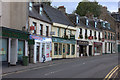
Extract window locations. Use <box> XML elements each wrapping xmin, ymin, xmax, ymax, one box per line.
<box><xmin>70</xmin><ymin>30</ymin><xmax>72</xmax><ymax>35</ymax></box>
<box><xmin>63</xmin><ymin>45</ymin><xmax>65</xmax><ymax>53</ymax></box>
<box><xmin>64</xmin><ymin>29</ymin><xmax>66</xmax><ymax>35</ymax></box>
<box><xmin>95</xmin><ymin>22</ymin><xmax>97</xmax><ymax>28</ymax></box>
<box><xmin>46</xmin><ymin>26</ymin><xmax>49</xmax><ymax>36</ymax></box>
<box><xmin>85</xmin><ymin>29</ymin><xmax>87</xmax><ymax>35</ymax></box>
<box><xmin>90</xmin><ymin>30</ymin><xmax>92</xmax><ymax>36</ymax></box>
<box><xmin>94</xmin><ymin>31</ymin><xmax>96</xmax><ymax>37</ymax></box>
<box><xmin>108</xmin><ymin>43</ymin><xmax>110</xmax><ymax>51</ymax></box>
<box><xmin>67</xmin><ymin>44</ymin><xmax>70</xmax><ymax>55</ymax></box>
<box><xmin>98</xmin><ymin>32</ymin><xmax>100</xmax><ymax>40</ymax></box>
<box><xmin>59</xmin><ymin>43</ymin><xmax>62</xmax><ymax>55</ymax></box>
<box><xmin>54</xmin><ymin>43</ymin><xmax>58</xmax><ymax>55</ymax></box>
<box><xmin>58</xmin><ymin>28</ymin><xmax>60</xmax><ymax>37</ymax></box>
<box><xmin>40</xmin><ymin>24</ymin><xmax>43</xmax><ymax>35</ymax></box>
<box><xmin>72</xmin><ymin>45</ymin><xmax>75</xmax><ymax>55</ymax></box>
<box><xmin>103</xmin><ymin>22</ymin><xmax>105</xmax><ymax>27</ymax></box>
<box><xmin>33</xmin><ymin>22</ymin><xmax>37</xmax><ymax>34</ymax></box>
<box><xmin>105</xmin><ymin>32</ymin><xmax>107</xmax><ymax>39</ymax></box>
<box><xmin>108</xmin><ymin>32</ymin><xmax>110</xmax><ymax>40</ymax></box>
<box><xmin>39</xmin><ymin>7</ymin><xmax>43</xmax><ymax>15</ymax></box>
<box><xmin>118</xmin><ymin>32</ymin><xmax>120</xmax><ymax>40</ymax></box>
<box><xmin>29</xmin><ymin>2</ymin><xmax>32</xmax><ymax>11</ymax></box>
<box><xmin>80</xmin><ymin>28</ymin><xmax>82</xmax><ymax>34</ymax></box>
<box><xmin>76</xmin><ymin>16</ymin><xmax>79</xmax><ymax>24</ymax></box>
<box><xmin>111</xmin><ymin>33</ymin><xmax>112</xmax><ymax>40</ymax></box>
<box><xmin>86</xmin><ymin>19</ymin><xmax>89</xmax><ymax>26</ymax></box>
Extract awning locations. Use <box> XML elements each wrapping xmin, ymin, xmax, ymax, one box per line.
<box><xmin>0</xmin><ymin>26</ymin><xmax>29</xmax><ymax>40</ymax></box>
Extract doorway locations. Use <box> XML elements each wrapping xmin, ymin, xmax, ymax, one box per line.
<box><xmin>63</xmin><ymin>44</ymin><xmax>66</xmax><ymax>58</ymax></box>
<box><xmin>89</xmin><ymin>45</ymin><xmax>92</xmax><ymax>56</ymax></box>
<box><xmin>111</xmin><ymin>43</ymin><xmax>112</xmax><ymax>54</ymax></box>
<box><xmin>36</xmin><ymin>46</ymin><xmax>40</xmax><ymax>61</ymax></box>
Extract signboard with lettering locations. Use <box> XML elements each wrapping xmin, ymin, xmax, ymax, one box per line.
<box><xmin>77</xmin><ymin>40</ymin><xmax>89</xmax><ymax>45</ymax></box>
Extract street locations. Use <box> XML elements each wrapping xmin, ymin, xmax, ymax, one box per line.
<box><xmin>2</xmin><ymin>53</ymin><xmax>119</xmax><ymax>79</ymax></box>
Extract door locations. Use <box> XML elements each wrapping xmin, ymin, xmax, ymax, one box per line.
<box><xmin>63</xmin><ymin>44</ymin><xmax>66</xmax><ymax>58</ymax></box>
<box><xmin>36</xmin><ymin>46</ymin><xmax>40</xmax><ymax>61</ymax></box>
<box><xmin>89</xmin><ymin>45</ymin><xmax>92</xmax><ymax>56</ymax></box>
<box><xmin>111</xmin><ymin>43</ymin><xmax>112</xmax><ymax>54</ymax></box>
<box><xmin>118</xmin><ymin>45</ymin><xmax>120</xmax><ymax>53</ymax></box>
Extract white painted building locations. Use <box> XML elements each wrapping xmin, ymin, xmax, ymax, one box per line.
<box><xmin>28</xmin><ymin>2</ymin><xmax>52</xmax><ymax>63</ymax></box>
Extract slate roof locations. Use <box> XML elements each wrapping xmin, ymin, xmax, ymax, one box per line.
<box><xmin>42</xmin><ymin>4</ymin><xmax>74</xmax><ymax>27</ymax></box>
<box><xmin>29</xmin><ymin>4</ymin><xmax>51</xmax><ymax>24</ymax></box>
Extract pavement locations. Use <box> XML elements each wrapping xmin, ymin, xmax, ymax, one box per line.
<box><xmin>1</xmin><ymin>53</ymin><xmax>119</xmax><ymax>79</ymax></box>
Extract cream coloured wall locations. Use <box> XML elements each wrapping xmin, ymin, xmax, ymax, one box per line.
<box><xmin>29</xmin><ymin>17</ymin><xmax>52</xmax><ymax>37</ymax></box>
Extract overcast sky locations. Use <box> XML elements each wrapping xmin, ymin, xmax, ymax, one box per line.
<box><xmin>51</xmin><ymin>2</ymin><xmax>119</xmax><ymax>14</ymax></box>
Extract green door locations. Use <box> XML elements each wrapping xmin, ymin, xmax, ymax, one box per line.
<box><xmin>118</xmin><ymin>45</ymin><xmax>120</xmax><ymax>53</ymax></box>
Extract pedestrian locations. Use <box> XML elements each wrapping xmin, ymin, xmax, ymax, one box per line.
<box><xmin>42</xmin><ymin>54</ymin><xmax>46</xmax><ymax>63</ymax></box>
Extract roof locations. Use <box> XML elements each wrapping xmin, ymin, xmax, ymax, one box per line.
<box><xmin>111</xmin><ymin>12</ymin><xmax>120</xmax><ymax>22</ymax></box>
<box><xmin>42</xmin><ymin>4</ymin><xmax>74</xmax><ymax>27</ymax></box>
<box><xmin>29</xmin><ymin>4</ymin><xmax>51</xmax><ymax>24</ymax></box>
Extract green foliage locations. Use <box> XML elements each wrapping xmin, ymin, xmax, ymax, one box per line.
<box><xmin>75</xmin><ymin>0</ymin><xmax>102</xmax><ymax>17</ymax></box>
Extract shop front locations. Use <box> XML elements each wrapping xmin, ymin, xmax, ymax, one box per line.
<box><xmin>52</xmin><ymin>37</ymin><xmax>76</xmax><ymax>59</ymax></box>
<box><xmin>77</xmin><ymin>40</ymin><xmax>89</xmax><ymax>57</ymax></box>
<box><xmin>29</xmin><ymin>35</ymin><xmax>52</xmax><ymax>63</ymax></box>
<box><xmin>0</xmin><ymin>27</ymin><xmax>29</xmax><ymax>65</ymax></box>
<box><xmin>94</xmin><ymin>42</ymin><xmax>102</xmax><ymax>56</ymax></box>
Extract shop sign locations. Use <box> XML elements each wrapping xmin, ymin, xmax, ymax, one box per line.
<box><xmin>30</xmin><ymin>26</ymin><xmax>35</xmax><ymax>30</ymax></box>
<box><xmin>46</xmin><ymin>53</ymin><xmax>49</xmax><ymax>58</ymax></box>
<box><xmin>94</xmin><ymin>42</ymin><xmax>102</xmax><ymax>46</ymax></box>
<box><xmin>77</xmin><ymin>40</ymin><xmax>89</xmax><ymax>45</ymax></box>
<box><xmin>52</xmin><ymin>37</ymin><xmax>76</xmax><ymax>44</ymax></box>
<box><xmin>29</xmin><ymin>35</ymin><xmax>52</xmax><ymax>42</ymax></box>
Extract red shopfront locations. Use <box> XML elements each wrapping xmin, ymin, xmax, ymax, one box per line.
<box><xmin>94</xmin><ymin>42</ymin><xmax>102</xmax><ymax>56</ymax></box>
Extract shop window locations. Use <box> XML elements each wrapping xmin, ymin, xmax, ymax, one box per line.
<box><xmin>63</xmin><ymin>44</ymin><xmax>65</xmax><ymax>53</ymax></box>
<box><xmin>18</xmin><ymin>40</ymin><xmax>24</xmax><ymax>61</ymax></box>
<box><xmin>54</xmin><ymin>43</ymin><xmax>58</xmax><ymax>55</ymax></box>
<box><xmin>33</xmin><ymin>22</ymin><xmax>37</xmax><ymax>34</ymax></box>
<box><xmin>67</xmin><ymin>44</ymin><xmax>70</xmax><ymax>55</ymax></box>
<box><xmin>46</xmin><ymin>26</ymin><xmax>49</xmax><ymax>36</ymax></box>
<box><xmin>42</xmin><ymin>43</ymin><xmax>45</xmax><ymax>56</ymax></box>
<box><xmin>72</xmin><ymin>45</ymin><xmax>75</xmax><ymax>55</ymax></box>
<box><xmin>0</xmin><ymin>38</ymin><xmax>7</xmax><ymax>61</ymax></box>
<box><xmin>40</xmin><ymin>24</ymin><xmax>43</xmax><ymax>35</ymax></box>
<box><xmin>94</xmin><ymin>45</ymin><xmax>102</xmax><ymax>53</ymax></box>
<box><xmin>59</xmin><ymin>43</ymin><xmax>62</xmax><ymax>55</ymax></box>
<box><xmin>95</xmin><ymin>22</ymin><xmax>97</xmax><ymax>28</ymax></box>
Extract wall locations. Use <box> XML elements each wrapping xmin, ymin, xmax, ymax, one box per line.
<box><xmin>1</xmin><ymin>2</ymin><xmax>28</xmax><ymax>30</ymax></box>
<box><xmin>29</xmin><ymin>17</ymin><xmax>51</xmax><ymax>37</ymax></box>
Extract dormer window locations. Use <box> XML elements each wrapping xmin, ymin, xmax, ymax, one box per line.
<box><xmin>40</xmin><ymin>7</ymin><xmax>43</xmax><ymax>15</ymax></box>
<box><xmin>95</xmin><ymin>21</ymin><xmax>97</xmax><ymax>28</ymax></box>
<box><xmin>86</xmin><ymin>19</ymin><xmax>89</xmax><ymax>26</ymax></box>
<box><xmin>103</xmin><ymin>22</ymin><xmax>105</xmax><ymax>27</ymax></box>
<box><xmin>29</xmin><ymin>2</ymin><xmax>32</xmax><ymax>11</ymax></box>
<box><xmin>76</xmin><ymin>16</ymin><xmax>79</xmax><ymax>24</ymax></box>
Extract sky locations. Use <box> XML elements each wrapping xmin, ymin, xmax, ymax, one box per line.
<box><xmin>51</xmin><ymin>1</ymin><xmax>119</xmax><ymax>14</ymax></box>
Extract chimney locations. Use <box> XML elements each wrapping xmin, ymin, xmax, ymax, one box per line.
<box><xmin>58</xmin><ymin>6</ymin><xmax>66</xmax><ymax>13</ymax></box>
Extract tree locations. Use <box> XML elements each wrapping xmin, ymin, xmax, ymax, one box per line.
<box><xmin>75</xmin><ymin>0</ymin><xmax>102</xmax><ymax>17</ymax></box>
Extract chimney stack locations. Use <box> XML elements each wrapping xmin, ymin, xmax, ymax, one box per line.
<box><xmin>58</xmin><ymin>6</ymin><xmax>66</xmax><ymax>13</ymax></box>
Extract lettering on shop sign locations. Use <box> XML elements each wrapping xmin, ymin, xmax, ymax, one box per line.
<box><xmin>94</xmin><ymin>42</ymin><xmax>102</xmax><ymax>46</ymax></box>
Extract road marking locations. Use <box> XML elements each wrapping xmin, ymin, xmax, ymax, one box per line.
<box><xmin>104</xmin><ymin>65</ymin><xmax>120</xmax><ymax>80</ymax></box>
<box><xmin>107</xmin><ymin>67</ymin><xmax>118</xmax><ymax>80</ymax></box>
<box><xmin>104</xmin><ymin>65</ymin><xmax>118</xmax><ymax>80</ymax></box>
